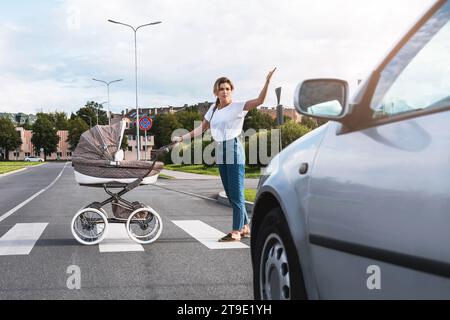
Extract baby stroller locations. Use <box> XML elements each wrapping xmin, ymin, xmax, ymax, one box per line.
<box><xmin>71</xmin><ymin>120</ymin><xmax>172</xmax><ymax>246</ymax></box>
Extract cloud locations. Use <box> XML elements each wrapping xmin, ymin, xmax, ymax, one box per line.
<box><xmin>0</xmin><ymin>0</ymin><xmax>436</xmax><ymax>114</ymax></box>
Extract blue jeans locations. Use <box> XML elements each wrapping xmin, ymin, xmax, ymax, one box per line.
<box><xmin>216</xmin><ymin>138</ymin><xmax>249</xmax><ymax>231</ymax></box>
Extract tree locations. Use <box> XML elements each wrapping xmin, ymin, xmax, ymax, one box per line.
<box><xmin>243</xmin><ymin>109</ymin><xmax>276</xmax><ymax>131</ymax></box>
<box><xmin>67</xmin><ymin>117</ymin><xmax>89</xmax><ymax>151</ymax></box>
<box><xmin>36</xmin><ymin>112</ymin><xmax>54</xmax><ymax>124</ymax></box>
<box><xmin>76</xmin><ymin>101</ymin><xmax>108</xmax><ymax>127</ymax></box>
<box><xmin>148</xmin><ymin>113</ymin><xmax>183</xmax><ymax>148</ymax></box>
<box><xmin>157</xmin><ymin>113</ymin><xmax>182</xmax><ymax>148</ymax></box>
<box><xmin>0</xmin><ymin>117</ymin><xmax>22</xmax><ymax>161</ymax></box>
<box><xmin>53</xmin><ymin>111</ymin><xmax>69</xmax><ymax>130</ymax></box>
<box><xmin>176</xmin><ymin>109</ymin><xmax>203</xmax><ymax>132</ymax></box>
<box><xmin>31</xmin><ymin>117</ymin><xmax>60</xmax><ymax>161</ymax></box>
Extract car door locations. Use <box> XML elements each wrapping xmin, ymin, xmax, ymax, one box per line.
<box><xmin>306</xmin><ymin>1</ymin><xmax>450</xmax><ymax>299</ymax></box>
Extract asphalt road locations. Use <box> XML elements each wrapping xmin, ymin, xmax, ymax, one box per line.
<box><xmin>0</xmin><ymin>163</ymin><xmax>254</xmax><ymax>300</ymax></box>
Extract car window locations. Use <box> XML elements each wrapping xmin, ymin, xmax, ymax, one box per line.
<box><xmin>371</xmin><ymin>2</ymin><xmax>450</xmax><ymax>118</ymax></box>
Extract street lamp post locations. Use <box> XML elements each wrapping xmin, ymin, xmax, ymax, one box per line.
<box><xmin>108</xmin><ymin>19</ymin><xmax>161</xmax><ymax>160</ymax></box>
<box><xmin>92</xmin><ymin>78</ymin><xmax>123</xmax><ymax>126</ymax></box>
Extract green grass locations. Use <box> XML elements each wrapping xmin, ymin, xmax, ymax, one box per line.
<box><xmin>244</xmin><ymin>189</ymin><xmax>257</xmax><ymax>203</ymax></box>
<box><xmin>164</xmin><ymin>164</ymin><xmax>262</xmax><ymax>179</ymax></box>
<box><xmin>159</xmin><ymin>173</ymin><xmax>176</xmax><ymax>180</ymax></box>
<box><xmin>0</xmin><ymin>161</ymin><xmax>44</xmax><ymax>174</ymax></box>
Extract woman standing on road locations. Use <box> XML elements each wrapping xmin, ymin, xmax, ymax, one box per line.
<box><xmin>172</xmin><ymin>68</ymin><xmax>277</xmax><ymax>242</ymax></box>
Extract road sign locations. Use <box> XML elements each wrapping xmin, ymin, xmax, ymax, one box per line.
<box><xmin>275</xmin><ymin>87</ymin><xmax>284</xmax><ymax>126</ymax></box>
<box><xmin>139</xmin><ymin>116</ymin><xmax>153</xmax><ymax>131</ymax></box>
<box><xmin>275</xmin><ymin>87</ymin><xmax>282</xmax><ymax>106</ymax></box>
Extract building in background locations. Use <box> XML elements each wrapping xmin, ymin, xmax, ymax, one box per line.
<box><xmin>0</xmin><ymin>113</ymin><xmax>37</xmax><ymax>126</ymax></box>
<box><xmin>257</xmin><ymin>106</ymin><xmax>303</xmax><ymax>123</ymax></box>
<box><xmin>9</xmin><ymin>128</ymin><xmax>72</xmax><ymax>161</ymax></box>
<box><xmin>111</xmin><ymin>111</ymin><xmax>156</xmax><ymax>161</ymax></box>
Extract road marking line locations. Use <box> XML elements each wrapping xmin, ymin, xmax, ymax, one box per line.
<box><xmin>172</xmin><ymin>220</ymin><xmax>249</xmax><ymax>250</ymax></box>
<box><xmin>0</xmin><ymin>163</ymin><xmax>69</xmax><ymax>224</ymax></box>
<box><xmin>99</xmin><ymin>224</ymin><xmax>145</xmax><ymax>253</ymax></box>
<box><xmin>150</xmin><ymin>184</ymin><xmax>217</xmax><ymax>202</ymax></box>
<box><xmin>0</xmin><ymin>223</ymin><xmax>48</xmax><ymax>256</ymax></box>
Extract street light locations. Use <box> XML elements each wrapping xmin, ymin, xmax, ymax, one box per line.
<box><xmin>108</xmin><ymin>19</ymin><xmax>162</xmax><ymax>160</ymax></box>
<box><xmin>92</xmin><ymin>78</ymin><xmax>123</xmax><ymax>126</ymax></box>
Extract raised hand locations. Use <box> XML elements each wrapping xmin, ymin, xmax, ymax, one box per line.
<box><xmin>266</xmin><ymin>68</ymin><xmax>277</xmax><ymax>83</ymax></box>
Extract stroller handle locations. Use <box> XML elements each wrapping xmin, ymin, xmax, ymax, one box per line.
<box><xmin>124</xmin><ymin>142</ymin><xmax>179</xmax><ymax>192</ymax></box>
<box><xmin>154</xmin><ymin>141</ymin><xmax>180</xmax><ymax>155</ymax></box>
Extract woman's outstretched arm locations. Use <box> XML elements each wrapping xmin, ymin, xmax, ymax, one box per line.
<box><xmin>172</xmin><ymin>119</ymin><xmax>210</xmax><ymax>142</ymax></box>
<box><xmin>244</xmin><ymin>68</ymin><xmax>277</xmax><ymax>111</ymax></box>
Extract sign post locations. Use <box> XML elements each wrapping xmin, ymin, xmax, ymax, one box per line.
<box><xmin>275</xmin><ymin>87</ymin><xmax>283</xmax><ymax>126</ymax></box>
<box><xmin>139</xmin><ymin>116</ymin><xmax>153</xmax><ymax>161</ymax></box>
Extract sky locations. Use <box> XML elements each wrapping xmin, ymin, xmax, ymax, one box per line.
<box><xmin>0</xmin><ymin>0</ymin><xmax>436</xmax><ymax>115</ymax></box>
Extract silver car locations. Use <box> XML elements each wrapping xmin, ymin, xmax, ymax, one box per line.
<box><xmin>251</xmin><ymin>0</ymin><xmax>450</xmax><ymax>300</ymax></box>
<box><xmin>24</xmin><ymin>156</ymin><xmax>44</xmax><ymax>162</ymax></box>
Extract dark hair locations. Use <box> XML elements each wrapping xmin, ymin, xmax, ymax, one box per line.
<box><xmin>213</xmin><ymin>77</ymin><xmax>234</xmax><ymax>107</ymax></box>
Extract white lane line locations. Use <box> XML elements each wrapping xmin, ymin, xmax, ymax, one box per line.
<box><xmin>99</xmin><ymin>224</ymin><xmax>145</xmax><ymax>253</ymax></box>
<box><xmin>172</xmin><ymin>220</ymin><xmax>249</xmax><ymax>250</ymax></box>
<box><xmin>150</xmin><ymin>184</ymin><xmax>217</xmax><ymax>202</ymax></box>
<box><xmin>0</xmin><ymin>223</ymin><xmax>48</xmax><ymax>256</ymax></box>
<box><xmin>0</xmin><ymin>163</ymin><xmax>69</xmax><ymax>224</ymax></box>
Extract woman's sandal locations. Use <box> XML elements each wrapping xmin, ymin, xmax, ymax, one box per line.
<box><xmin>241</xmin><ymin>231</ymin><xmax>251</xmax><ymax>238</ymax></box>
<box><xmin>219</xmin><ymin>233</ymin><xmax>241</xmax><ymax>242</ymax></box>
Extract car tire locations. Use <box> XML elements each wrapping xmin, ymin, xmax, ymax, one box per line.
<box><xmin>253</xmin><ymin>207</ymin><xmax>307</xmax><ymax>300</ymax></box>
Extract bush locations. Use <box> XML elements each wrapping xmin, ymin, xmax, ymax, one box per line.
<box><xmin>279</xmin><ymin>121</ymin><xmax>311</xmax><ymax>148</ymax></box>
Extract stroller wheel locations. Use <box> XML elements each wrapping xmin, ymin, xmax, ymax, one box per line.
<box><xmin>126</xmin><ymin>206</ymin><xmax>163</xmax><ymax>244</ymax></box>
<box><xmin>71</xmin><ymin>208</ymin><xmax>108</xmax><ymax>245</ymax></box>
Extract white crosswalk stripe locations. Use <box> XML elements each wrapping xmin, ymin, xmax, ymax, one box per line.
<box><xmin>172</xmin><ymin>220</ymin><xmax>249</xmax><ymax>250</ymax></box>
<box><xmin>0</xmin><ymin>220</ymin><xmax>248</xmax><ymax>255</ymax></box>
<box><xmin>99</xmin><ymin>224</ymin><xmax>145</xmax><ymax>253</ymax></box>
<box><xmin>0</xmin><ymin>223</ymin><xmax>48</xmax><ymax>256</ymax></box>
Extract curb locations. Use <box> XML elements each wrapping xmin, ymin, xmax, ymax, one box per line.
<box><xmin>0</xmin><ymin>167</ymin><xmax>28</xmax><ymax>178</ymax></box>
<box><xmin>217</xmin><ymin>191</ymin><xmax>254</xmax><ymax>212</ymax></box>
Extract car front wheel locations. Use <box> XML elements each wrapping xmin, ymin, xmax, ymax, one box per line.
<box><xmin>253</xmin><ymin>207</ymin><xmax>307</xmax><ymax>300</ymax></box>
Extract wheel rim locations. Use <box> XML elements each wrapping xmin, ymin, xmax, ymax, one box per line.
<box><xmin>126</xmin><ymin>207</ymin><xmax>163</xmax><ymax>244</ymax></box>
<box><xmin>260</xmin><ymin>233</ymin><xmax>291</xmax><ymax>300</ymax></box>
<box><xmin>71</xmin><ymin>208</ymin><xmax>108</xmax><ymax>245</ymax></box>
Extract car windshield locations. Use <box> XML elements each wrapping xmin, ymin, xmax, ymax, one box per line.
<box><xmin>371</xmin><ymin>1</ymin><xmax>450</xmax><ymax>117</ymax></box>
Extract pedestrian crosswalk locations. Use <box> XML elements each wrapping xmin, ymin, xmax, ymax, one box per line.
<box><xmin>0</xmin><ymin>223</ymin><xmax>48</xmax><ymax>256</ymax></box>
<box><xmin>99</xmin><ymin>224</ymin><xmax>145</xmax><ymax>253</ymax></box>
<box><xmin>172</xmin><ymin>220</ymin><xmax>249</xmax><ymax>250</ymax></box>
<box><xmin>0</xmin><ymin>220</ymin><xmax>249</xmax><ymax>256</ymax></box>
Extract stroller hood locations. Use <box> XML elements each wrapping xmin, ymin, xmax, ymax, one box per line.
<box><xmin>73</xmin><ymin>120</ymin><xmax>126</xmax><ymax>162</ymax></box>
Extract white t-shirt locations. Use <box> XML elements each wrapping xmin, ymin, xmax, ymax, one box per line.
<box><xmin>204</xmin><ymin>101</ymin><xmax>248</xmax><ymax>142</ymax></box>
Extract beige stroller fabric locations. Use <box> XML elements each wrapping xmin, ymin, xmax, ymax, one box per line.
<box><xmin>72</xmin><ymin>121</ymin><xmax>163</xmax><ymax>180</ymax></box>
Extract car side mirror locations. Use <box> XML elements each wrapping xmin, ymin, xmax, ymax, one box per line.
<box><xmin>294</xmin><ymin>79</ymin><xmax>349</xmax><ymax>120</ymax></box>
